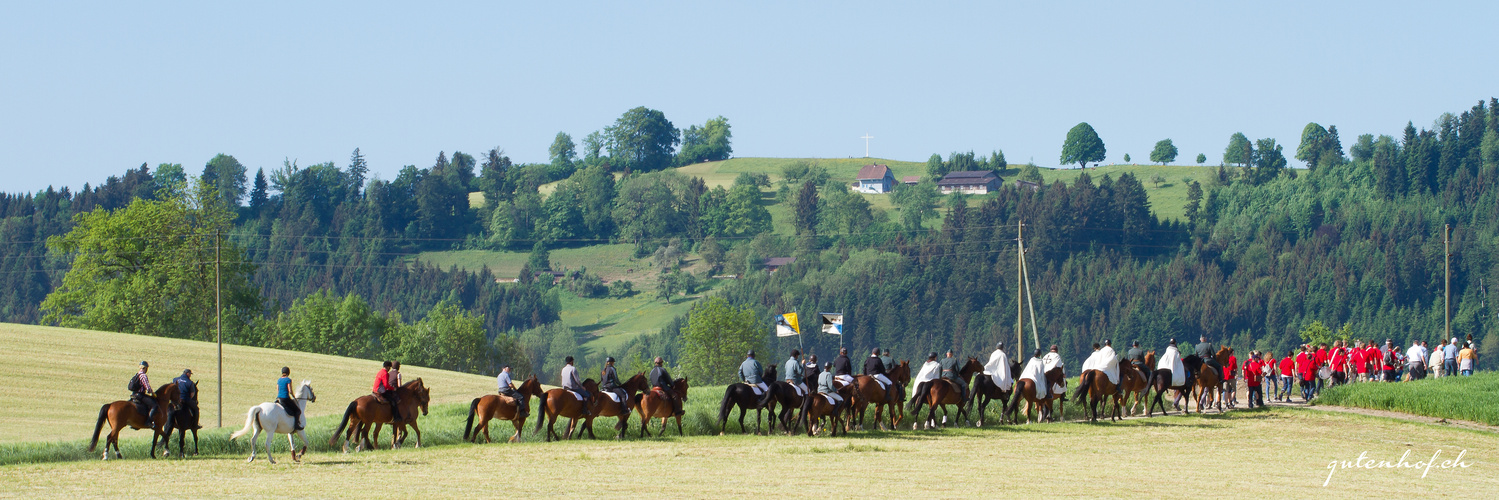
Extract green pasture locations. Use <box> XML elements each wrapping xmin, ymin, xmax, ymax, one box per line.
<box><xmin>1316</xmin><ymin>372</ymin><xmax>1499</xmax><ymax>425</ymax></box>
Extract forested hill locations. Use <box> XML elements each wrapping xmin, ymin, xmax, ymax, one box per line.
<box><xmin>1</xmin><ymin>102</ymin><xmax>1496</xmax><ymax>379</ymax></box>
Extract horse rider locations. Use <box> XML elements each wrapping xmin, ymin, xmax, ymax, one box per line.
<box><xmin>863</xmin><ymin>347</ymin><xmax>892</xmax><ymax>391</ymax></box>
<box><xmin>561</xmin><ymin>356</ymin><xmax>591</xmax><ymax>417</ymax></box>
<box><xmin>373</xmin><ymin>360</ymin><xmax>402</xmax><ymax>423</ymax></box>
<box><xmin>1196</xmin><ymin>335</ymin><xmax>1222</xmax><ymax>378</ymax></box>
<box><xmin>940</xmin><ymin>348</ymin><xmax>968</xmax><ymax>403</ymax></box>
<box><xmin>832</xmin><ymin>347</ymin><xmax>854</xmax><ymax>386</ymax></box>
<box><xmin>784</xmin><ymin>350</ymin><xmax>807</xmax><ymax>397</ymax></box>
<box><xmin>908</xmin><ymin>352</ymin><xmax>941</xmax><ymax>411</ymax></box>
<box><xmin>880</xmin><ymin>348</ymin><xmax>895</xmax><ymax>373</ymax></box>
<box><xmin>278</xmin><ymin>367</ymin><xmax>303</xmax><ymax>432</ymax></box>
<box><xmin>601</xmin><ymin>356</ymin><xmax>629</xmax><ymax>412</ymax></box>
<box><xmin>1126</xmin><ymin>340</ymin><xmax>1146</xmax><ymax>373</ymax></box>
<box><xmin>804</xmin><ymin>354</ymin><xmax>822</xmax><ymax>387</ymax></box>
<box><xmin>173</xmin><ymin>368</ymin><xmax>201</xmax><ymax>428</ymax></box>
<box><xmin>128</xmin><ymin>361</ymin><xmax>158</xmax><ymax>423</ymax></box>
<box><xmin>740</xmin><ymin>350</ymin><xmax>767</xmax><ymax>395</ymax></box>
<box><xmin>983</xmin><ymin>341</ymin><xmax>1013</xmax><ymax>392</ymax></box>
<box><xmin>816</xmin><ymin>361</ymin><xmax>843</xmax><ymax>405</ymax></box>
<box><xmin>1043</xmin><ymin>344</ymin><xmax>1067</xmax><ymax>398</ymax></box>
<box><xmin>649</xmin><ymin>357</ymin><xmax>683</xmax><ymax>416</ymax></box>
<box><xmin>496</xmin><ymin>365</ymin><xmax>527</xmax><ymax>418</ymax></box>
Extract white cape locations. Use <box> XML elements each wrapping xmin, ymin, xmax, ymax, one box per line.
<box><xmin>1019</xmin><ymin>358</ymin><xmax>1049</xmax><ymax>399</ymax></box>
<box><xmin>1042</xmin><ymin>353</ymin><xmax>1065</xmax><ymax>394</ymax></box>
<box><xmin>1082</xmin><ymin>347</ymin><xmax>1121</xmax><ymax>385</ymax></box>
<box><xmin>914</xmin><ymin>361</ymin><xmax>941</xmax><ymax>386</ymax></box>
<box><xmin>1157</xmin><ymin>346</ymin><xmax>1186</xmax><ymax>386</ymax></box>
<box><xmin>983</xmin><ymin>349</ymin><xmax>1013</xmax><ymax>391</ymax></box>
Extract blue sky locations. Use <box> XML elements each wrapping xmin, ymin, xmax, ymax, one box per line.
<box><xmin>3</xmin><ymin>2</ymin><xmax>1496</xmax><ymax>193</ymax></box>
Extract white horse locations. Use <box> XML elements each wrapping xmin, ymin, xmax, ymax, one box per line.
<box><xmin>230</xmin><ymin>380</ymin><xmax>317</xmax><ymax>464</ymax></box>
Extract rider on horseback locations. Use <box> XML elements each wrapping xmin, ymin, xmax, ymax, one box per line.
<box><xmin>863</xmin><ymin>348</ymin><xmax>892</xmax><ymax>389</ymax></box>
<box><xmin>740</xmin><ymin>351</ymin><xmax>770</xmax><ymax>406</ymax></box>
<box><xmin>908</xmin><ymin>352</ymin><xmax>940</xmax><ymax>411</ymax></box>
<box><xmin>374</xmin><ymin>361</ymin><xmax>402</xmax><ymax>423</ymax></box>
<box><xmin>277</xmin><ymin>367</ymin><xmax>303</xmax><ymax>432</ymax></box>
<box><xmin>1196</xmin><ymin>336</ymin><xmax>1222</xmax><ymax>379</ymax></box>
<box><xmin>1127</xmin><ymin>340</ymin><xmax>1146</xmax><ymax>373</ymax></box>
<box><xmin>804</xmin><ymin>354</ymin><xmax>821</xmax><ymax>386</ymax></box>
<box><xmin>173</xmin><ymin>368</ymin><xmax>201</xmax><ymax>429</ymax></box>
<box><xmin>784</xmin><ymin>350</ymin><xmax>807</xmax><ymax>396</ymax></box>
<box><xmin>880</xmin><ymin>349</ymin><xmax>895</xmax><ymax>373</ymax></box>
<box><xmin>601</xmin><ymin>357</ymin><xmax>629</xmax><ymax>413</ymax></box>
<box><xmin>128</xmin><ymin>361</ymin><xmax>158</xmax><ymax>423</ymax></box>
<box><xmin>816</xmin><ymin>362</ymin><xmax>842</xmax><ymax>404</ymax></box>
<box><xmin>940</xmin><ymin>349</ymin><xmax>968</xmax><ymax>403</ymax></box>
<box><xmin>832</xmin><ymin>348</ymin><xmax>854</xmax><ymax>386</ymax></box>
<box><xmin>561</xmin><ymin>356</ymin><xmax>591</xmax><ymax>417</ymax></box>
<box><xmin>649</xmin><ymin>357</ymin><xmax>682</xmax><ymax>416</ymax></box>
<box><xmin>496</xmin><ymin>365</ymin><xmax>527</xmax><ymax>418</ymax></box>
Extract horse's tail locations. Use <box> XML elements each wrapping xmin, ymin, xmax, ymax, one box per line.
<box><xmin>329</xmin><ymin>400</ymin><xmax>358</xmax><ymax>446</ymax></box>
<box><xmin>1073</xmin><ymin>371</ymin><xmax>1093</xmax><ymax>401</ymax></box>
<box><xmin>229</xmin><ymin>406</ymin><xmax>259</xmax><ymax>441</ymax></box>
<box><xmin>87</xmin><ymin>404</ymin><xmax>109</xmax><ymax>451</ymax></box>
<box><xmin>533</xmin><ymin>393</ymin><xmax>547</xmax><ymax>433</ymax></box>
<box><xmin>1005</xmin><ymin>384</ymin><xmax>1023</xmax><ymax>415</ymax></box>
<box><xmin>463</xmin><ymin>397</ymin><xmax>480</xmax><ymax>441</ymax></box>
<box><xmin>718</xmin><ymin>387</ymin><xmax>735</xmax><ymax>425</ymax></box>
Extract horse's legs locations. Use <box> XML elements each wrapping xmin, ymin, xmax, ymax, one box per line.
<box><xmin>674</xmin><ymin>416</ymin><xmax>684</xmax><ymax>436</ymax></box>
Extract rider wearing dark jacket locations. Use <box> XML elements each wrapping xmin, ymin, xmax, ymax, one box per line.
<box><xmin>863</xmin><ymin>349</ymin><xmax>888</xmax><ymax>376</ymax></box>
<box><xmin>832</xmin><ymin>348</ymin><xmax>853</xmax><ymax>377</ymax></box>
<box><xmin>173</xmin><ymin>369</ymin><xmax>200</xmax><ymax>429</ymax></box>
<box><xmin>601</xmin><ymin>357</ymin><xmax>627</xmax><ymax>410</ymax></box>
<box><xmin>648</xmin><ymin>357</ymin><xmax>682</xmax><ymax>416</ymax></box>
<box><xmin>128</xmin><ymin>361</ymin><xmax>158</xmax><ymax>423</ymax></box>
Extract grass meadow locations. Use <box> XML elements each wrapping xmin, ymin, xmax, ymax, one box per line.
<box><xmin>1316</xmin><ymin>372</ymin><xmax>1499</xmax><ymax>425</ymax></box>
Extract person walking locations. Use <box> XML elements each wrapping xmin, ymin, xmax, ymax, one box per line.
<box><xmin>1458</xmin><ymin>342</ymin><xmax>1476</xmax><ymax>376</ymax></box>
<box><xmin>1443</xmin><ymin>338</ymin><xmax>1460</xmax><ymax>378</ymax></box>
<box><xmin>1243</xmin><ymin>353</ymin><xmax>1263</xmax><ymax>409</ymax></box>
<box><xmin>1277</xmin><ymin>350</ymin><xmax>1295</xmax><ymax>402</ymax></box>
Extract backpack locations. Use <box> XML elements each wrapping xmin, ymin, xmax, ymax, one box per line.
<box><xmin>127</xmin><ymin>374</ymin><xmax>142</xmax><ymax>393</ymax></box>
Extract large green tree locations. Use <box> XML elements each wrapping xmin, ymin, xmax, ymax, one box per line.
<box><xmin>1150</xmin><ymin>138</ymin><xmax>1179</xmax><ymax>165</ymax></box>
<box><xmin>41</xmin><ymin>179</ymin><xmax>258</xmax><ymax>339</ymax></box>
<box><xmin>606</xmin><ymin>107</ymin><xmax>680</xmax><ymax>172</ymax></box>
<box><xmin>548</xmin><ymin>132</ymin><xmax>578</xmax><ymax>179</ymax></box>
<box><xmin>1060</xmin><ymin>122</ymin><xmax>1106</xmax><ymax>168</ymax></box>
<box><xmin>677</xmin><ymin>116</ymin><xmax>733</xmax><ymax>165</ymax></box>
<box><xmin>678</xmin><ymin>297</ymin><xmax>764</xmax><ymax>385</ymax></box>
<box><xmin>792</xmin><ymin>180</ymin><xmax>819</xmax><ymax>236</ymax></box>
<box><xmin>1223</xmin><ymin>132</ymin><xmax>1252</xmax><ymax>167</ymax></box>
<box><xmin>201</xmin><ymin>154</ymin><xmax>248</xmax><ymax>206</ymax></box>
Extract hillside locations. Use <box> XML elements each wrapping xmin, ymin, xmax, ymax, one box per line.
<box><xmin>0</xmin><ymin>323</ymin><xmax>498</xmax><ymax>443</ymax></box>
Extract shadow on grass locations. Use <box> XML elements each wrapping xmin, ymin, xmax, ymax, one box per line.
<box><xmin>570</xmin><ymin>322</ymin><xmax>615</xmax><ymax>335</ymax></box>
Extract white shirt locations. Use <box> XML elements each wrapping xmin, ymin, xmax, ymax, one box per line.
<box><xmin>1405</xmin><ymin>345</ymin><xmax>1425</xmax><ymax>365</ymax></box>
<box><xmin>1042</xmin><ymin>352</ymin><xmax>1063</xmax><ymax>371</ymax></box>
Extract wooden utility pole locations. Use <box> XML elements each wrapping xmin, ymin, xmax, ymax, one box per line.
<box><xmin>1016</xmin><ymin>222</ymin><xmax>1024</xmax><ymax>355</ymax></box>
<box><xmin>1445</xmin><ymin>224</ymin><xmax>1451</xmax><ymax>341</ymax></box>
<box><xmin>215</xmin><ymin>229</ymin><xmax>223</xmax><ymax>428</ymax></box>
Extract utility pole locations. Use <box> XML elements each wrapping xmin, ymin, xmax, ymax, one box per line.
<box><xmin>216</xmin><ymin>229</ymin><xmax>223</xmax><ymax>428</ymax></box>
<box><xmin>1445</xmin><ymin>224</ymin><xmax>1451</xmax><ymax>342</ymax></box>
<box><xmin>1016</xmin><ymin>221</ymin><xmax>1024</xmax><ymax>356</ymax></box>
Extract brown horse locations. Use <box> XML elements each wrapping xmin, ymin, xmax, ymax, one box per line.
<box><xmin>1126</xmin><ymin>352</ymin><xmax>1158</xmax><ymax>416</ymax></box>
<box><xmin>330</xmin><ymin>378</ymin><xmax>431</xmax><ymax>452</ymax></box>
<box><xmin>971</xmin><ymin>360</ymin><xmax>1022</xmax><ymax>426</ymax></box>
<box><xmin>462</xmin><ymin>375</ymin><xmax>544</xmax><ymax>444</ymax></box>
<box><xmin>802</xmin><ymin>383</ymin><xmax>860</xmax><ymax>436</ymax></box>
<box><xmin>536</xmin><ymin>379</ymin><xmax>599</xmax><ymax>441</ymax></box>
<box><xmin>1005</xmin><ymin>365</ymin><xmax>1067</xmax><ymax>423</ymax></box>
<box><xmin>914</xmin><ymin>358</ymin><xmax>984</xmax><ymax>429</ymax></box>
<box><xmin>1188</xmin><ymin>347</ymin><xmax>1232</xmax><ymax>413</ymax></box>
<box><xmin>581</xmin><ymin>374</ymin><xmax>650</xmax><ymax>439</ymax></box>
<box><xmin>89</xmin><ymin>383</ymin><xmax>175</xmax><ymax>460</ymax></box>
<box><xmin>1073</xmin><ymin>361</ymin><xmax>1148</xmax><ymax>422</ymax></box>
<box><xmin>634</xmin><ymin>378</ymin><xmax>690</xmax><ymax>437</ymax></box>
<box><xmin>851</xmin><ymin>361</ymin><xmax>910</xmax><ymax>430</ymax></box>
<box><xmin>1148</xmin><ymin>350</ymin><xmax>1199</xmax><ymax>416</ymax></box>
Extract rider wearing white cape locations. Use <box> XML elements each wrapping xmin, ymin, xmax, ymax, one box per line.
<box><xmin>1157</xmin><ymin>340</ymin><xmax>1186</xmax><ymax>386</ymax></box>
<box><xmin>983</xmin><ymin>342</ymin><xmax>1013</xmax><ymax>391</ymax></box>
<box><xmin>907</xmin><ymin>353</ymin><xmax>941</xmax><ymax>409</ymax></box>
<box><xmin>1019</xmin><ymin>350</ymin><xmax>1050</xmax><ymax>398</ymax></box>
<box><xmin>1042</xmin><ymin>345</ymin><xmax>1065</xmax><ymax>396</ymax></box>
<box><xmin>1081</xmin><ymin>340</ymin><xmax>1121</xmax><ymax>385</ymax></box>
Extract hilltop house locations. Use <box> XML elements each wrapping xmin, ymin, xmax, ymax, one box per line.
<box><xmin>851</xmin><ymin>164</ymin><xmax>895</xmax><ymax>193</ymax></box>
<box><xmin>901</xmin><ymin>176</ymin><xmax>920</xmax><ymax>186</ymax></box>
<box><xmin>937</xmin><ymin>170</ymin><xmax>1001</xmax><ymax>194</ymax></box>
<box><xmin>762</xmin><ymin>257</ymin><xmax>796</xmax><ymax>273</ymax></box>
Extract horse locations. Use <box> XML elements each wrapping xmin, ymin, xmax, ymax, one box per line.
<box><xmin>228</xmin><ymin>380</ymin><xmax>317</xmax><ymax>464</ymax></box>
<box><xmin>462</xmin><ymin>375</ymin><xmax>544</xmax><ymax>444</ymax></box>
<box><xmin>851</xmin><ymin>361</ymin><xmax>910</xmax><ymax>431</ymax></box>
<box><xmin>717</xmin><ymin>367</ymin><xmax>778</xmax><ymax>435</ymax></box>
<box><xmin>762</xmin><ymin>374</ymin><xmax>812</xmax><ymax>434</ymax></box>
<box><xmin>330</xmin><ymin>378</ymin><xmax>430</xmax><ymax>452</ymax></box>
<box><xmin>88</xmin><ymin>382</ymin><xmax>174</xmax><ymax>460</ymax></box>
<box><xmin>1125</xmin><ymin>352</ymin><xmax>1156</xmax><ymax>416</ymax></box>
<box><xmin>971</xmin><ymin>360</ymin><xmax>1022</xmax><ymax>426</ymax></box>
<box><xmin>1004</xmin><ymin>365</ymin><xmax>1068</xmax><ymax>424</ymax></box>
<box><xmin>1147</xmin><ymin>351</ymin><xmax>1199</xmax><ymax>416</ymax></box>
<box><xmin>1072</xmin><ymin>360</ymin><xmax>1147</xmax><ymax>423</ymax></box>
<box><xmin>634</xmin><ymin>378</ymin><xmax>690</xmax><ymax>437</ymax></box>
<box><xmin>802</xmin><ymin>383</ymin><xmax>859</xmax><ymax>436</ymax></box>
<box><xmin>161</xmin><ymin>388</ymin><xmax>201</xmax><ymax>458</ymax></box>
<box><xmin>580</xmin><ymin>373</ymin><xmax>650</xmax><ymax>439</ymax></box>
<box><xmin>536</xmin><ymin>378</ymin><xmax>597</xmax><ymax>442</ymax></box>
<box><xmin>1187</xmin><ymin>347</ymin><xmax>1231</xmax><ymax>413</ymax></box>
<box><xmin>913</xmin><ymin>358</ymin><xmax>984</xmax><ymax>429</ymax></box>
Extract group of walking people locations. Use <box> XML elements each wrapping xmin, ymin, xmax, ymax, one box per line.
<box><xmin>1232</xmin><ymin>337</ymin><xmax>1480</xmax><ymax>407</ymax></box>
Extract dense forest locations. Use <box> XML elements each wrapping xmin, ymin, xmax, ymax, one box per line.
<box><xmin>3</xmin><ymin>101</ymin><xmax>1495</xmax><ymax>380</ymax></box>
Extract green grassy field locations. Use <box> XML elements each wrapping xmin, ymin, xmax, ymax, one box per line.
<box><xmin>0</xmin><ymin>323</ymin><xmax>499</xmax><ymax>444</ymax></box>
<box><xmin>412</xmin><ymin>244</ymin><xmax>704</xmax><ymax>286</ymax></box>
<box><xmin>1035</xmin><ymin>163</ymin><xmax>1215</xmax><ymax>221</ymax></box>
<box><xmin>1316</xmin><ymin>373</ymin><xmax>1499</xmax><ymax>425</ymax></box>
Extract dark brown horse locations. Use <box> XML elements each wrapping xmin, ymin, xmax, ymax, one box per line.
<box><xmin>330</xmin><ymin>378</ymin><xmax>431</xmax><ymax>451</ymax></box>
<box><xmin>1147</xmin><ymin>350</ymin><xmax>1199</xmax><ymax>416</ymax></box>
<box><xmin>462</xmin><ymin>375</ymin><xmax>544</xmax><ymax>444</ymax></box>
<box><xmin>914</xmin><ymin>358</ymin><xmax>984</xmax><ymax>429</ymax></box>
<box><xmin>161</xmin><ymin>387</ymin><xmax>201</xmax><ymax>457</ymax></box>
<box><xmin>537</xmin><ymin>378</ymin><xmax>607</xmax><ymax>441</ymax></box>
<box><xmin>802</xmin><ymin>383</ymin><xmax>860</xmax><ymax>436</ymax></box>
<box><xmin>971</xmin><ymin>360</ymin><xmax>1022</xmax><ymax>426</ymax></box>
<box><xmin>717</xmin><ymin>366</ymin><xmax>778</xmax><ymax>435</ymax></box>
<box><xmin>1005</xmin><ymin>365</ymin><xmax>1067</xmax><ymax>423</ymax></box>
<box><xmin>634</xmin><ymin>378</ymin><xmax>690</xmax><ymax>437</ymax></box>
<box><xmin>89</xmin><ymin>383</ymin><xmax>174</xmax><ymax>460</ymax></box>
<box><xmin>581</xmin><ymin>374</ymin><xmax>650</xmax><ymax>439</ymax></box>
<box><xmin>1188</xmin><ymin>347</ymin><xmax>1232</xmax><ymax>413</ymax></box>
<box><xmin>851</xmin><ymin>361</ymin><xmax>910</xmax><ymax>431</ymax></box>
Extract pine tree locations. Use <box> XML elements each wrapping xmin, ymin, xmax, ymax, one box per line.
<box><xmin>249</xmin><ymin>168</ymin><xmax>269</xmax><ymax>214</ymax></box>
<box><xmin>348</xmin><ymin>148</ymin><xmax>368</xmax><ymax>198</ymax></box>
<box><xmin>1184</xmin><ymin>181</ymin><xmax>1203</xmax><ymax>225</ymax></box>
<box><xmin>792</xmin><ymin>180</ymin><xmax>819</xmax><ymax>236</ymax></box>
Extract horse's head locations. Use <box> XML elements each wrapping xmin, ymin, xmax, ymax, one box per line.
<box><xmin>763</xmin><ymin>365</ymin><xmax>777</xmax><ymax>383</ymax></box>
<box><xmin>1216</xmin><ymin>346</ymin><xmax>1234</xmax><ymax>365</ymax></box>
<box><xmin>624</xmin><ymin>373</ymin><xmax>649</xmax><ymax>393</ymax></box>
<box><xmin>674</xmin><ymin>378</ymin><xmax>690</xmax><ymax>401</ymax></box>
<box><xmin>961</xmin><ymin>357</ymin><xmax>984</xmax><ymax>380</ymax></box>
<box><xmin>1145</xmin><ymin>351</ymin><xmax>1157</xmax><ymax>367</ymax></box>
<box><xmin>892</xmin><ymin>361</ymin><xmax>911</xmax><ymax>384</ymax></box>
<box><xmin>582</xmin><ymin>378</ymin><xmax>599</xmax><ymax>393</ymax></box>
<box><xmin>419</xmin><ymin>386</ymin><xmax>430</xmax><ymax>416</ymax></box>
<box><xmin>520</xmin><ymin>375</ymin><xmax>543</xmax><ymax>398</ymax></box>
<box><xmin>299</xmin><ymin>380</ymin><xmax>317</xmax><ymax>403</ymax></box>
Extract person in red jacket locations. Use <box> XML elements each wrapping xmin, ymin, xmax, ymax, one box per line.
<box><xmin>1350</xmin><ymin>341</ymin><xmax>1367</xmax><ymax>382</ymax></box>
<box><xmin>373</xmin><ymin>360</ymin><xmax>402</xmax><ymax>422</ymax></box>
<box><xmin>1278</xmin><ymin>351</ymin><xmax>1295</xmax><ymax>402</ymax></box>
<box><xmin>1296</xmin><ymin>346</ymin><xmax>1315</xmax><ymax>402</ymax></box>
<box><xmin>1331</xmin><ymin>341</ymin><xmax>1350</xmax><ymax>385</ymax></box>
<box><xmin>1224</xmin><ymin>352</ymin><xmax>1239</xmax><ymax>407</ymax></box>
<box><xmin>1313</xmin><ymin>343</ymin><xmax>1330</xmax><ymax>395</ymax></box>
<box><xmin>1243</xmin><ymin>354</ymin><xmax>1263</xmax><ymax>408</ymax></box>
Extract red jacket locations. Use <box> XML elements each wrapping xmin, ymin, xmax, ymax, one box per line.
<box><xmin>373</xmin><ymin>368</ymin><xmax>392</xmax><ymax>393</ymax></box>
<box><xmin>1351</xmin><ymin>348</ymin><xmax>1366</xmax><ymax>373</ymax></box>
<box><xmin>1243</xmin><ymin>359</ymin><xmax>1262</xmax><ymax>386</ymax></box>
<box><xmin>1279</xmin><ymin>357</ymin><xmax>1294</xmax><ymax>377</ymax></box>
<box><xmin>1296</xmin><ymin>352</ymin><xmax>1314</xmax><ymax>380</ymax></box>
<box><xmin>1224</xmin><ymin>355</ymin><xmax>1238</xmax><ymax>380</ymax></box>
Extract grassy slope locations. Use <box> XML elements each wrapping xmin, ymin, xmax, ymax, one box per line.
<box><xmin>0</xmin><ymin>323</ymin><xmax>497</xmax><ymax>444</ymax></box>
<box><xmin>3</xmin><ymin>406</ymin><xmax>1495</xmax><ymax>497</ymax></box>
<box><xmin>1316</xmin><ymin>373</ymin><xmax>1499</xmax><ymax>425</ymax></box>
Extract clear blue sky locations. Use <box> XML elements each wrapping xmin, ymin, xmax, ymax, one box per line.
<box><xmin>3</xmin><ymin>2</ymin><xmax>1496</xmax><ymax>193</ymax></box>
